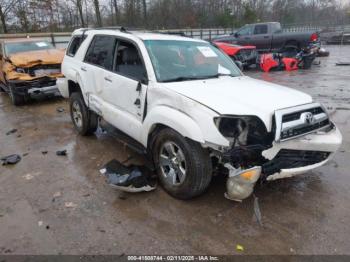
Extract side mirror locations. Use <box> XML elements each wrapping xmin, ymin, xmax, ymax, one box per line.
<box><xmin>234</xmin><ymin>32</ymin><xmax>239</xmax><ymax>38</ymax></box>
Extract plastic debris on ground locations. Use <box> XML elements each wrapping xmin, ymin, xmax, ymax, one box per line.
<box><xmin>23</xmin><ymin>174</ymin><xmax>34</xmax><ymax>180</ymax></box>
<box><xmin>100</xmin><ymin>159</ymin><xmax>156</xmax><ymax>193</ymax></box>
<box><xmin>56</xmin><ymin>150</ymin><xmax>67</xmax><ymax>156</ymax></box>
<box><xmin>56</xmin><ymin>107</ymin><xmax>65</xmax><ymax>113</ymax></box>
<box><xmin>253</xmin><ymin>195</ymin><xmax>263</xmax><ymax>226</ymax></box>
<box><xmin>236</xmin><ymin>244</ymin><xmax>244</xmax><ymax>252</ymax></box>
<box><xmin>336</xmin><ymin>62</ymin><xmax>350</xmax><ymax>66</ymax></box>
<box><xmin>1</xmin><ymin>154</ymin><xmax>21</xmax><ymax>165</ymax></box>
<box><xmin>6</xmin><ymin>129</ymin><xmax>17</xmax><ymax>135</ymax></box>
<box><xmin>65</xmin><ymin>202</ymin><xmax>77</xmax><ymax>208</ymax></box>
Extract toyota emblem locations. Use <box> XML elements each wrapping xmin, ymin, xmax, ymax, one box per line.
<box><xmin>302</xmin><ymin>112</ymin><xmax>315</xmax><ymax>125</ymax></box>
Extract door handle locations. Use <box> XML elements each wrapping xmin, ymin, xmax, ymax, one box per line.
<box><xmin>244</xmin><ymin>37</ymin><xmax>250</xmax><ymax>40</ymax></box>
<box><xmin>264</xmin><ymin>36</ymin><xmax>269</xmax><ymax>39</ymax></box>
<box><xmin>81</xmin><ymin>66</ymin><xmax>87</xmax><ymax>72</ymax></box>
<box><xmin>104</xmin><ymin>76</ymin><xmax>112</xmax><ymax>83</ymax></box>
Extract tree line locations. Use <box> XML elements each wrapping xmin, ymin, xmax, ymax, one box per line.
<box><xmin>0</xmin><ymin>0</ymin><xmax>349</xmax><ymax>33</ymax></box>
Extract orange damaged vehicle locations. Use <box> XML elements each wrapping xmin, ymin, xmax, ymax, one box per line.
<box><xmin>0</xmin><ymin>38</ymin><xmax>64</xmax><ymax>105</ymax></box>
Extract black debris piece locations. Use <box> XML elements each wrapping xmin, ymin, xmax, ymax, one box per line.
<box><xmin>317</xmin><ymin>48</ymin><xmax>330</xmax><ymax>57</ymax></box>
<box><xmin>336</xmin><ymin>62</ymin><xmax>350</xmax><ymax>66</ymax></box>
<box><xmin>42</xmin><ymin>151</ymin><xmax>48</xmax><ymax>155</ymax></box>
<box><xmin>56</xmin><ymin>107</ymin><xmax>65</xmax><ymax>113</ymax></box>
<box><xmin>1</xmin><ymin>154</ymin><xmax>21</xmax><ymax>165</ymax></box>
<box><xmin>6</xmin><ymin>129</ymin><xmax>17</xmax><ymax>135</ymax></box>
<box><xmin>100</xmin><ymin>159</ymin><xmax>156</xmax><ymax>193</ymax></box>
<box><xmin>22</xmin><ymin>153</ymin><xmax>29</xmax><ymax>157</ymax></box>
<box><xmin>56</xmin><ymin>150</ymin><xmax>67</xmax><ymax>156</ymax></box>
<box><xmin>253</xmin><ymin>195</ymin><xmax>263</xmax><ymax>227</ymax></box>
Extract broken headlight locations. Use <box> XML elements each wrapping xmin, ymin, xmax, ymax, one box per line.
<box><xmin>214</xmin><ymin>116</ymin><xmax>271</xmax><ymax>146</ymax></box>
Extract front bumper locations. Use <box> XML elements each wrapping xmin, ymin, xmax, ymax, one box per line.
<box><xmin>262</xmin><ymin>126</ymin><xmax>342</xmax><ymax>181</ymax></box>
<box><xmin>8</xmin><ymin>77</ymin><xmax>61</xmax><ymax>97</ymax></box>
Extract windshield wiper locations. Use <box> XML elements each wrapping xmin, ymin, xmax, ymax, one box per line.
<box><xmin>161</xmin><ymin>74</ymin><xmax>235</xmax><ymax>83</ymax></box>
<box><xmin>161</xmin><ymin>76</ymin><xmax>204</xmax><ymax>83</ymax></box>
<box><xmin>201</xmin><ymin>73</ymin><xmax>235</xmax><ymax>79</ymax></box>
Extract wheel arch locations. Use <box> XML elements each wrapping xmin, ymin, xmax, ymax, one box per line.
<box><xmin>284</xmin><ymin>39</ymin><xmax>299</xmax><ymax>49</ymax></box>
<box><xmin>142</xmin><ymin>106</ymin><xmax>205</xmax><ymax>149</ymax></box>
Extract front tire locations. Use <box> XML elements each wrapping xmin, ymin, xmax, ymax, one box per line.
<box><xmin>9</xmin><ymin>85</ymin><xmax>25</xmax><ymax>106</ymax></box>
<box><xmin>152</xmin><ymin>128</ymin><xmax>212</xmax><ymax>200</ymax></box>
<box><xmin>69</xmin><ymin>92</ymin><xmax>98</xmax><ymax>136</ymax></box>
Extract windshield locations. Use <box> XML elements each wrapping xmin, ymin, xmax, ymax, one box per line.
<box><xmin>144</xmin><ymin>40</ymin><xmax>242</xmax><ymax>82</ymax></box>
<box><xmin>5</xmin><ymin>41</ymin><xmax>54</xmax><ymax>56</ymax></box>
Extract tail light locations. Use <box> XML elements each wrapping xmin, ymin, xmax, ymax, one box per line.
<box><xmin>310</xmin><ymin>33</ymin><xmax>318</xmax><ymax>42</ymax></box>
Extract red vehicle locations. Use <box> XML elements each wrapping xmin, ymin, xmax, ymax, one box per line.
<box><xmin>213</xmin><ymin>41</ymin><xmax>258</xmax><ymax>69</ymax></box>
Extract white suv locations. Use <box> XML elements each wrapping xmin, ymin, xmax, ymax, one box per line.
<box><xmin>58</xmin><ymin>28</ymin><xmax>342</xmax><ymax>201</ymax></box>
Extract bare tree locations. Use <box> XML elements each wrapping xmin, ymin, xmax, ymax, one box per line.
<box><xmin>93</xmin><ymin>0</ymin><xmax>102</xmax><ymax>27</ymax></box>
<box><xmin>0</xmin><ymin>0</ymin><xmax>18</xmax><ymax>33</ymax></box>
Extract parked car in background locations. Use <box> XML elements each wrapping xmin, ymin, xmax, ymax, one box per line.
<box><xmin>213</xmin><ymin>22</ymin><xmax>319</xmax><ymax>53</ymax></box>
<box><xmin>58</xmin><ymin>28</ymin><xmax>341</xmax><ymax>201</ymax></box>
<box><xmin>0</xmin><ymin>38</ymin><xmax>64</xmax><ymax>105</ymax></box>
<box><xmin>212</xmin><ymin>41</ymin><xmax>258</xmax><ymax>68</ymax></box>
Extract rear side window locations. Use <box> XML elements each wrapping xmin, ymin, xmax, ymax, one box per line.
<box><xmin>114</xmin><ymin>40</ymin><xmax>146</xmax><ymax>81</ymax></box>
<box><xmin>84</xmin><ymin>35</ymin><xmax>117</xmax><ymax>70</ymax></box>
<box><xmin>67</xmin><ymin>35</ymin><xmax>86</xmax><ymax>57</ymax></box>
<box><xmin>254</xmin><ymin>25</ymin><xmax>268</xmax><ymax>35</ymax></box>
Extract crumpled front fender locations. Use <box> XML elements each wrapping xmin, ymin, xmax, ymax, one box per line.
<box><xmin>141</xmin><ymin>105</ymin><xmax>205</xmax><ymax>147</ymax></box>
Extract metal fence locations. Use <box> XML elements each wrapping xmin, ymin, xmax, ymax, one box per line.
<box><xmin>1</xmin><ymin>23</ymin><xmax>350</xmax><ymax>47</ymax></box>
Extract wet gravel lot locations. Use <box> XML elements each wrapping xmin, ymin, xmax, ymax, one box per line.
<box><xmin>0</xmin><ymin>45</ymin><xmax>349</xmax><ymax>255</ymax></box>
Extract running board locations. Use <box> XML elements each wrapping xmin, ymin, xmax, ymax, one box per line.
<box><xmin>99</xmin><ymin>120</ymin><xmax>147</xmax><ymax>155</ymax></box>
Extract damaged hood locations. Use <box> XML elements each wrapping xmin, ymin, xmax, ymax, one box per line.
<box><xmin>162</xmin><ymin>76</ymin><xmax>313</xmax><ymax>129</ymax></box>
<box><xmin>8</xmin><ymin>49</ymin><xmax>65</xmax><ymax>67</ymax></box>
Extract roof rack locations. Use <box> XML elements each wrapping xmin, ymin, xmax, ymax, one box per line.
<box><xmin>78</xmin><ymin>26</ymin><xmax>129</xmax><ymax>33</ymax></box>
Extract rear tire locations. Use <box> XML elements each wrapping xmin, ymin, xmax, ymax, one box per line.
<box><xmin>152</xmin><ymin>128</ymin><xmax>212</xmax><ymax>200</ymax></box>
<box><xmin>69</xmin><ymin>92</ymin><xmax>98</xmax><ymax>136</ymax></box>
<box><xmin>9</xmin><ymin>85</ymin><xmax>25</xmax><ymax>106</ymax></box>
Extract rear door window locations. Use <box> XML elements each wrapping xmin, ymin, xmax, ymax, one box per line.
<box><xmin>254</xmin><ymin>25</ymin><xmax>268</xmax><ymax>35</ymax></box>
<box><xmin>84</xmin><ymin>35</ymin><xmax>117</xmax><ymax>71</ymax></box>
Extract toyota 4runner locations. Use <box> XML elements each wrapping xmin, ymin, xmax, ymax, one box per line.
<box><xmin>58</xmin><ymin>28</ymin><xmax>342</xmax><ymax>201</ymax></box>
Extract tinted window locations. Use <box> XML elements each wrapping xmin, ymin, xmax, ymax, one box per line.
<box><xmin>67</xmin><ymin>35</ymin><xmax>86</xmax><ymax>56</ymax></box>
<box><xmin>85</xmin><ymin>35</ymin><xmax>116</xmax><ymax>70</ymax></box>
<box><xmin>254</xmin><ymin>25</ymin><xmax>268</xmax><ymax>35</ymax></box>
<box><xmin>114</xmin><ymin>40</ymin><xmax>146</xmax><ymax>81</ymax></box>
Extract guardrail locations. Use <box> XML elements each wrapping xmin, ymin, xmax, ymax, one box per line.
<box><xmin>0</xmin><ymin>32</ymin><xmax>72</xmax><ymax>48</ymax></box>
<box><xmin>1</xmin><ymin>24</ymin><xmax>349</xmax><ymax>47</ymax></box>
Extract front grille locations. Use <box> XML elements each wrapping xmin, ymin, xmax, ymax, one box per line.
<box><xmin>276</xmin><ymin>104</ymin><xmax>331</xmax><ymax>141</ymax></box>
<box><xmin>282</xmin><ymin>107</ymin><xmax>324</xmax><ymax>122</ymax></box>
<box><xmin>281</xmin><ymin>119</ymin><xmax>330</xmax><ymax>140</ymax></box>
<box><xmin>262</xmin><ymin>149</ymin><xmax>331</xmax><ymax>176</ymax></box>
